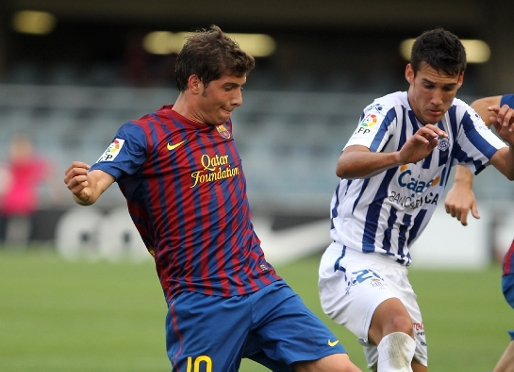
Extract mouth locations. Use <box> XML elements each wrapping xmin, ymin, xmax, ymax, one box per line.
<box><xmin>428</xmin><ymin>109</ymin><xmax>442</xmax><ymax>117</ymax></box>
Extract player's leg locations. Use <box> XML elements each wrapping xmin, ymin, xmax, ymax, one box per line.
<box><xmin>369</xmin><ymin>299</ymin><xmax>416</xmax><ymax>372</ymax></box>
<box><xmin>319</xmin><ymin>244</ymin><xmax>426</xmax><ymax>371</ymax></box>
<box><xmin>493</xmin><ymin>332</ymin><xmax>514</xmax><ymax>372</ymax></box>
<box><xmin>495</xmin><ymin>272</ymin><xmax>514</xmax><ymax>372</ymax></box>
<box><xmin>246</xmin><ymin>347</ymin><xmax>360</xmax><ymax>372</ymax></box>
<box><xmin>293</xmin><ymin>353</ymin><xmax>361</xmax><ymax>372</ymax></box>
<box><xmin>165</xmin><ymin>291</ymin><xmax>251</xmax><ymax>372</ymax></box>
<box><xmin>244</xmin><ymin>280</ymin><xmax>361</xmax><ymax>372</ymax></box>
<box><xmin>368</xmin><ymin>270</ymin><xmax>427</xmax><ymax>372</ymax></box>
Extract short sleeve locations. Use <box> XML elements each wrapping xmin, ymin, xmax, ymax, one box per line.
<box><xmin>90</xmin><ymin>122</ymin><xmax>148</xmax><ymax>180</ymax></box>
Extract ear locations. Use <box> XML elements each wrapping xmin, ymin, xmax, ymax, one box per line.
<box><xmin>405</xmin><ymin>64</ymin><xmax>414</xmax><ymax>84</ymax></box>
<box><xmin>188</xmin><ymin>75</ymin><xmax>202</xmax><ymax>94</ymax></box>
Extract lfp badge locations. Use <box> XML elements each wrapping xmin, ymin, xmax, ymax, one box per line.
<box><xmin>356</xmin><ymin>114</ymin><xmax>378</xmax><ymax>135</ymax></box>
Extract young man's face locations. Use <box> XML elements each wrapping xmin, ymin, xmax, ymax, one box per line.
<box><xmin>405</xmin><ymin>62</ymin><xmax>463</xmax><ymax>125</ymax></box>
<box><xmin>195</xmin><ymin>73</ymin><xmax>246</xmax><ymax>126</ymax></box>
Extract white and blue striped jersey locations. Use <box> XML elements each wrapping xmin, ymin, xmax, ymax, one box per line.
<box><xmin>330</xmin><ymin>91</ymin><xmax>507</xmax><ymax>265</ymax></box>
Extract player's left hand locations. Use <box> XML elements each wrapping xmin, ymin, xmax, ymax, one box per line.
<box><xmin>444</xmin><ymin>183</ymin><xmax>480</xmax><ymax>226</ymax></box>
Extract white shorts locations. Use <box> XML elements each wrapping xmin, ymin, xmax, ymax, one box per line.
<box><xmin>319</xmin><ymin>242</ymin><xmax>428</xmax><ymax>369</ymax></box>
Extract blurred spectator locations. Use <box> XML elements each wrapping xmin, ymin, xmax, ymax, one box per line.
<box><xmin>0</xmin><ymin>133</ymin><xmax>59</xmax><ymax>248</ymax></box>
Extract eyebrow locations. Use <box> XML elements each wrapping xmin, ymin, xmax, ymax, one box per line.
<box><xmin>222</xmin><ymin>81</ymin><xmax>244</xmax><ymax>88</ymax></box>
<box><xmin>421</xmin><ymin>78</ymin><xmax>458</xmax><ymax>88</ymax></box>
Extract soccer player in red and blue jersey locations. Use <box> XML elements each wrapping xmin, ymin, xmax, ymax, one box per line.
<box><xmin>64</xmin><ymin>25</ymin><xmax>361</xmax><ymax>372</ymax></box>
<box><xmin>446</xmin><ymin>93</ymin><xmax>514</xmax><ymax>372</ymax></box>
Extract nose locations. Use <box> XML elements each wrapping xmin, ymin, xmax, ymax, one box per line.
<box><xmin>430</xmin><ymin>90</ymin><xmax>443</xmax><ymax>106</ymax></box>
<box><xmin>231</xmin><ymin>88</ymin><xmax>243</xmax><ymax>107</ymax></box>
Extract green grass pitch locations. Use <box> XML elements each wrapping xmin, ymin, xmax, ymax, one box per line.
<box><xmin>0</xmin><ymin>248</ymin><xmax>510</xmax><ymax>371</ymax></box>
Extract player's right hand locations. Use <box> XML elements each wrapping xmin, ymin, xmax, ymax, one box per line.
<box><xmin>399</xmin><ymin>124</ymin><xmax>447</xmax><ymax>164</ymax></box>
<box><xmin>64</xmin><ymin>161</ymin><xmax>92</xmax><ymax>203</ymax></box>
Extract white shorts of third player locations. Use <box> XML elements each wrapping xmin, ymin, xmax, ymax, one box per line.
<box><xmin>318</xmin><ymin>241</ymin><xmax>428</xmax><ymax>368</ymax></box>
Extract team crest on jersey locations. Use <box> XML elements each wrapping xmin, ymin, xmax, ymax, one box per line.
<box><xmin>96</xmin><ymin>138</ymin><xmax>125</xmax><ymax>162</ymax></box>
<box><xmin>216</xmin><ymin>124</ymin><xmax>231</xmax><ymax>139</ymax></box>
<box><xmin>437</xmin><ymin>137</ymin><xmax>450</xmax><ymax>151</ymax></box>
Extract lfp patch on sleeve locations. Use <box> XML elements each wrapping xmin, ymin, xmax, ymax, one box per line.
<box><xmin>96</xmin><ymin>139</ymin><xmax>125</xmax><ymax>162</ymax></box>
<box><xmin>355</xmin><ymin>113</ymin><xmax>379</xmax><ymax>135</ymax></box>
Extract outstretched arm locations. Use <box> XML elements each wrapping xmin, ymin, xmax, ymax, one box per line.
<box><xmin>337</xmin><ymin>124</ymin><xmax>447</xmax><ymax>179</ymax></box>
<box><xmin>63</xmin><ymin>161</ymin><xmax>115</xmax><ymax>205</ymax></box>
<box><xmin>444</xmin><ymin>166</ymin><xmax>479</xmax><ymax>226</ymax></box>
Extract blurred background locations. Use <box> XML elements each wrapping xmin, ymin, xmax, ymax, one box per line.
<box><xmin>0</xmin><ymin>0</ymin><xmax>513</xmax><ymax>263</ymax></box>
<box><xmin>1</xmin><ymin>2</ymin><xmax>514</xmax><ymax>372</ymax></box>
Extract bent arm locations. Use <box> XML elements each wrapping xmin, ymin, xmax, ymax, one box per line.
<box><xmin>336</xmin><ymin>145</ymin><xmax>402</xmax><ymax>179</ymax></box>
<box><xmin>444</xmin><ymin>165</ymin><xmax>479</xmax><ymax>225</ymax></box>
<box><xmin>337</xmin><ymin>124</ymin><xmax>447</xmax><ymax>179</ymax></box>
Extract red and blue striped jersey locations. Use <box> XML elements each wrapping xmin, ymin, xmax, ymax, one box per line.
<box><xmin>500</xmin><ymin>95</ymin><xmax>514</xmax><ymax>277</ymax></box>
<box><xmin>90</xmin><ymin>105</ymin><xmax>281</xmax><ymax>303</ymax></box>
<box><xmin>501</xmin><ymin>94</ymin><xmax>514</xmax><ymax>108</ymax></box>
<box><xmin>504</xmin><ymin>240</ymin><xmax>514</xmax><ymax>277</ymax></box>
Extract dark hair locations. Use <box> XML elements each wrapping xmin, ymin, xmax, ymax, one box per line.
<box><xmin>410</xmin><ymin>28</ymin><xmax>467</xmax><ymax>77</ymax></box>
<box><xmin>175</xmin><ymin>25</ymin><xmax>255</xmax><ymax>92</ymax></box>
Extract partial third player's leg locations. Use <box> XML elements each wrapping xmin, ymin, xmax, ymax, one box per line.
<box><xmin>493</xmin><ymin>331</ymin><xmax>514</xmax><ymax>372</ymax></box>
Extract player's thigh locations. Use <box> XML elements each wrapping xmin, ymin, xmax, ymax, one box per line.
<box><xmin>502</xmin><ymin>273</ymin><xmax>514</xmax><ymax>308</ymax></box>
<box><xmin>319</xmin><ymin>251</ymin><xmax>396</xmax><ymax>342</ymax></box>
<box><xmin>245</xmin><ymin>281</ymin><xmax>347</xmax><ymax>369</ymax></box>
<box><xmin>165</xmin><ymin>291</ymin><xmax>251</xmax><ymax>372</ymax></box>
<box><xmin>376</xmin><ymin>267</ymin><xmax>427</xmax><ymax>368</ymax></box>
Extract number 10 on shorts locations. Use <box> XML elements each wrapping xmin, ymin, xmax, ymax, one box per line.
<box><xmin>187</xmin><ymin>355</ymin><xmax>212</xmax><ymax>372</ymax></box>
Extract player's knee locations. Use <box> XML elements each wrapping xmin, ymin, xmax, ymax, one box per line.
<box><xmin>371</xmin><ymin>298</ymin><xmax>414</xmax><ymax>339</ymax></box>
<box><xmin>371</xmin><ymin>312</ymin><xmax>414</xmax><ymax>343</ymax></box>
<box><xmin>388</xmin><ymin>315</ymin><xmax>414</xmax><ymax>337</ymax></box>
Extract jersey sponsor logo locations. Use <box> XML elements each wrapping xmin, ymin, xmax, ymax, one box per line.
<box><xmin>96</xmin><ymin>138</ymin><xmax>125</xmax><ymax>162</ymax></box>
<box><xmin>216</xmin><ymin>124</ymin><xmax>231</xmax><ymax>139</ymax></box>
<box><xmin>356</xmin><ymin>113</ymin><xmax>378</xmax><ymax>134</ymax></box>
<box><xmin>388</xmin><ymin>191</ymin><xmax>439</xmax><ymax>210</ymax></box>
<box><xmin>328</xmin><ymin>339</ymin><xmax>340</xmax><ymax>347</ymax></box>
<box><xmin>167</xmin><ymin>140</ymin><xmax>186</xmax><ymax>151</ymax></box>
<box><xmin>397</xmin><ymin>165</ymin><xmax>440</xmax><ymax>195</ymax></box>
<box><xmin>190</xmin><ymin>153</ymin><xmax>239</xmax><ymax>188</ymax></box>
<box><xmin>388</xmin><ymin>165</ymin><xmax>441</xmax><ymax>210</ymax></box>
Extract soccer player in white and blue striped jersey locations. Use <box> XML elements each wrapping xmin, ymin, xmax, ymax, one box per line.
<box><xmin>319</xmin><ymin>28</ymin><xmax>514</xmax><ymax>372</ymax></box>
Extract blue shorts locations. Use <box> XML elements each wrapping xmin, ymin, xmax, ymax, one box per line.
<box><xmin>502</xmin><ymin>273</ymin><xmax>514</xmax><ymax>309</ymax></box>
<box><xmin>165</xmin><ymin>280</ymin><xmax>347</xmax><ymax>371</ymax></box>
